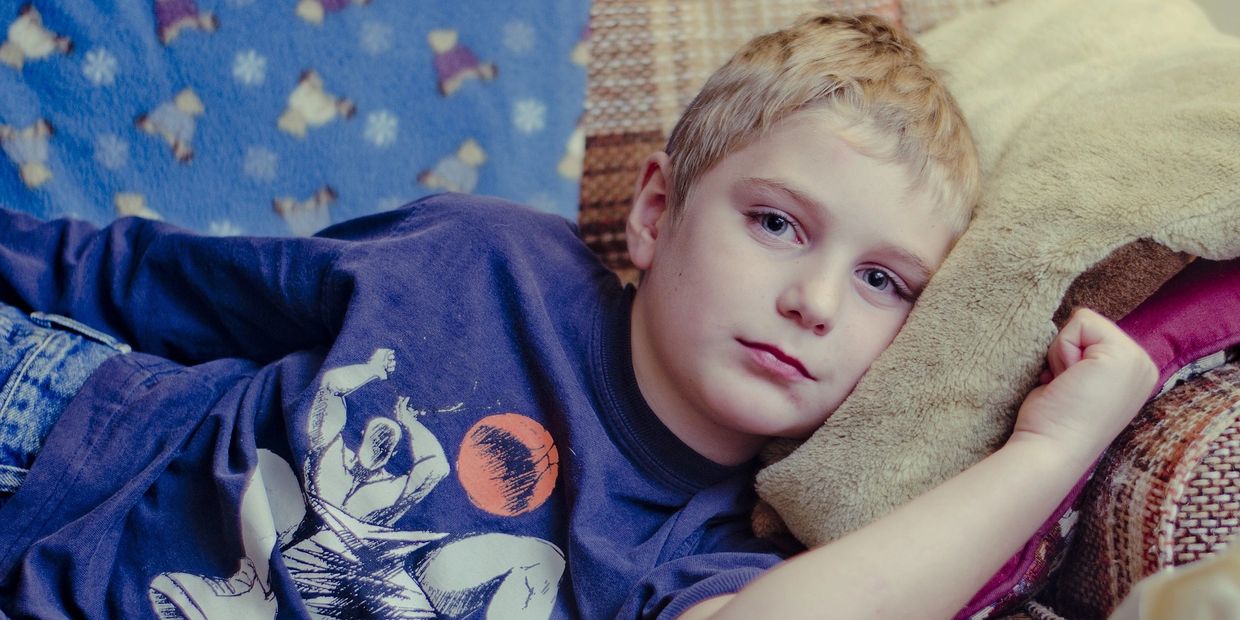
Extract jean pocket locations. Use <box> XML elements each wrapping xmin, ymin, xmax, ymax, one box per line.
<box><xmin>28</xmin><ymin>312</ymin><xmax>132</xmax><ymax>354</ymax></box>
<box><xmin>1</xmin><ymin>310</ymin><xmax>126</xmax><ymax>480</ymax></box>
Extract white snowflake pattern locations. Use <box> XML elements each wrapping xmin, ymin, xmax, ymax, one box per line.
<box><xmin>208</xmin><ymin>220</ymin><xmax>244</xmax><ymax>236</ymax></box>
<box><xmin>359</xmin><ymin>21</ymin><xmax>394</xmax><ymax>55</ymax></box>
<box><xmin>512</xmin><ymin>98</ymin><xmax>547</xmax><ymax>135</ymax></box>
<box><xmin>94</xmin><ymin>134</ymin><xmax>129</xmax><ymax>170</ymax></box>
<box><xmin>82</xmin><ymin>48</ymin><xmax>118</xmax><ymax>87</ymax></box>
<box><xmin>244</xmin><ymin>146</ymin><xmax>278</xmax><ymax>181</ymax></box>
<box><xmin>232</xmin><ymin>50</ymin><xmax>267</xmax><ymax>86</ymax></box>
<box><xmin>364</xmin><ymin>110</ymin><xmax>398</xmax><ymax>148</ymax></box>
<box><xmin>503</xmin><ymin>20</ymin><xmax>536</xmax><ymax>54</ymax></box>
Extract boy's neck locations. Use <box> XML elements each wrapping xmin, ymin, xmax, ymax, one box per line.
<box><xmin>628</xmin><ymin>302</ymin><xmax>768</xmax><ymax>467</ymax></box>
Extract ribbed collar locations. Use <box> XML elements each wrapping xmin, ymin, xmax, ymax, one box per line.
<box><xmin>593</xmin><ymin>284</ymin><xmax>754</xmax><ymax>494</ymax></box>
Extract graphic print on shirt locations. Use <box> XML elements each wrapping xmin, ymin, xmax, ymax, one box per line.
<box><xmin>147</xmin><ymin>348</ymin><xmax>565</xmax><ymax>619</ymax></box>
<box><xmin>457</xmin><ymin>412</ymin><xmax>559</xmax><ymax>517</ymax></box>
<box><xmin>148</xmin><ymin>449</ymin><xmax>302</xmax><ymax>618</ymax></box>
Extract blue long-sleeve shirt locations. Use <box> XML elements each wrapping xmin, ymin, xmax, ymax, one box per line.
<box><xmin>0</xmin><ymin>193</ymin><xmax>784</xmax><ymax>619</ymax></box>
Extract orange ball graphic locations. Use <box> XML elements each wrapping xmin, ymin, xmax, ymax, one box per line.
<box><xmin>456</xmin><ymin>413</ymin><xmax>559</xmax><ymax>517</ymax></box>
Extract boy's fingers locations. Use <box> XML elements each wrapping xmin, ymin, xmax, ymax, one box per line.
<box><xmin>1048</xmin><ymin>308</ymin><xmax>1103</xmax><ymax>376</ymax></box>
<box><xmin>1067</xmin><ymin>308</ymin><xmax>1111</xmax><ymax>349</ymax></box>
<box><xmin>1047</xmin><ymin>325</ymin><xmax>1077</xmax><ymax>377</ymax></box>
<box><xmin>1052</xmin><ymin>336</ymin><xmax>1076</xmax><ymax>376</ymax></box>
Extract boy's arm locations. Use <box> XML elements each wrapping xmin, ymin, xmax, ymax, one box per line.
<box><xmin>0</xmin><ymin>208</ymin><xmax>348</xmax><ymax>363</ymax></box>
<box><xmin>683</xmin><ymin>308</ymin><xmax>1157</xmax><ymax>620</ymax></box>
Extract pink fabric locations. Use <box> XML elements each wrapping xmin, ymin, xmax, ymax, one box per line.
<box><xmin>957</xmin><ymin>257</ymin><xmax>1240</xmax><ymax>619</ymax></box>
<box><xmin>1117</xmin><ymin>257</ymin><xmax>1240</xmax><ymax>392</ymax></box>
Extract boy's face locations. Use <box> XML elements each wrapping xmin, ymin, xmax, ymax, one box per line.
<box><xmin>626</xmin><ymin>109</ymin><xmax>957</xmax><ymax>464</ymax></box>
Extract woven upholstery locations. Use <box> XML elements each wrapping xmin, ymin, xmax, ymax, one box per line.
<box><xmin>1046</xmin><ymin>360</ymin><xmax>1240</xmax><ymax>618</ymax></box>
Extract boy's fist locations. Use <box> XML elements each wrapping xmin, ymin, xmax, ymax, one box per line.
<box><xmin>1012</xmin><ymin>308</ymin><xmax>1158</xmax><ymax>466</ymax></box>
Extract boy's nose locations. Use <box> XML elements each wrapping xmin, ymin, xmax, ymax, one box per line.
<box><xmin>777</xmin><ymin>270</ymin><xmax>843</xmax><ymax>336</ymax></box>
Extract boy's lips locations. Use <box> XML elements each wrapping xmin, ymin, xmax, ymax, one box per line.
<box><xmin>737</xmin><ymin>339</ymin><xmax>816</xmax><ymax>381</ymax></box>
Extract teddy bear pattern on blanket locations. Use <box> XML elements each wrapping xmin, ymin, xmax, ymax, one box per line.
<box><xmin>0</xmin><ymin>2</ymin><xmax>590</xmax><ymax>236</ymax></box>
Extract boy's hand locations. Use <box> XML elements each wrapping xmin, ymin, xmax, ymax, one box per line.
<box><xmin>1010</xmin><ymin>308</ymin><xmax>1158</xmax><ymax>466</ymax></box>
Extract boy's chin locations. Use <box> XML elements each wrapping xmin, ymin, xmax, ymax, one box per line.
<box><xmin>711</xmin><ymin>402</ymin><xmax>827</xmax><ymax>442</ymax></box>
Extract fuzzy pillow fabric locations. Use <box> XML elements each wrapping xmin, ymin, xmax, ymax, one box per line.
<box><xmin>756</xmin><ymin>0</ymin><xmax>1240</xmax><ymax>557</ymax></box>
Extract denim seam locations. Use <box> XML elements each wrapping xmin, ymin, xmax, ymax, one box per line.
<box><xmin>0</xmin><ymin>464</ymin><xmax>26</xmax><ymax>494</ymax></box>
<box><xmin>28</xmin><ymin>312</ymin><xmax>132</xmax><ymax>353</ymax></box>
<box><xmin>0</xmin><ymin>331</ymin><xmax>54</xmax><ymax>417</ymax></box>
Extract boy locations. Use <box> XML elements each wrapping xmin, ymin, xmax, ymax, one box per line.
<box><xmin>0</xmin><ymin>13</ymin><xmax>1155</xmax><ymax>620</ymax></box>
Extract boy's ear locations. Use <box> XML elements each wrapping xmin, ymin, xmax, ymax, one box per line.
<box><xmin>627</xmin><ymin>151</ymin><xmax>672</xmax><ymax>271</ymax></box>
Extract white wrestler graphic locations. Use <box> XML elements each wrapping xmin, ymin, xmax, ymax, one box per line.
<box><xmin>149</xmin><ymin>349</ymin><xmax>564</xmax><ymax>619</ymax></box>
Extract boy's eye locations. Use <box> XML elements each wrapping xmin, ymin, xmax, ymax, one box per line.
<box><xmin>761</xmin><ymin>213</ymin><xmax>791</xmax><ymax>235</ymax></box>
<box><xmin>747</xmin><ymin>210</ymin><xmax>801</xmax><ymax>243</ymax></box>
<box><xmin>863</xmin><ymin>269</ymin><xmax>890</xmax><ymax>290</ymax></box>
<box><xmin>858</xmin><ymin>267</ymin><xmax>915</xmax><ymax>302</ymax></box>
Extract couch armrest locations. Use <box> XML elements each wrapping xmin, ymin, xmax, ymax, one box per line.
<box><xmin>1046</xmin><ymin>357</ymin><xmax>1240</xmax><ymax>618</ymax></box>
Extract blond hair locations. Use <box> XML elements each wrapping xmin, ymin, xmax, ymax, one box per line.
<box><xmin>664</xmin><ymin>13</ymin><xmax>980</xmax><ymax>234</ymax></box>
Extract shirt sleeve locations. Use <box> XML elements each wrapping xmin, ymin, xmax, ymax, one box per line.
<box><xmin>0</xmin><ymin>207</ymin><xmax>402</xmax><ymax>364</ymax></box>
<box><xmin>618</xmin><ymin>552</ymin><xmax>783</xmax><ymax>620</ymax></box>
<box><xmin>616</xmin><ymin>478</ymin><xmax>794</xmax><ymax>620</ymax></box>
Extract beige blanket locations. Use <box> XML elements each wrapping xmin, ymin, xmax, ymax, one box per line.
<box><xmin>756</xmin><ymin>0</ymin><xmax>1240</xmax><ymax>547</ymax></box>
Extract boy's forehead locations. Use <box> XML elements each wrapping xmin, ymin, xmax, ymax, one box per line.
<box><xmin>719</xmin><ymin>114</ymin><xmax>919</xmax><ymax>211</ymax></box>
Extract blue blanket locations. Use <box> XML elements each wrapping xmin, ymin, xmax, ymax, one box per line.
<box><xmin>0</xmin><ymin>0</ymin><xmax>589</xmax><ymax>235</ymax></box>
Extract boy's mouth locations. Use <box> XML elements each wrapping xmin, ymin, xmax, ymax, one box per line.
<box><xmin>737</xmin><ymin>339</ymin><xmax>816</xmax><ymax>381</ymax></box>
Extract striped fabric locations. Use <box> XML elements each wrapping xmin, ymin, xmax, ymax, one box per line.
<box><xmin>1048</xmin><ymin>359</ymin><xmax>1240</xmax><ymax>618</ymax></box>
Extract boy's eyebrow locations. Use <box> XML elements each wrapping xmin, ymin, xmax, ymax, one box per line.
<box><xmin>740</xmin><ymin>176</ymin><xmax>824</xmax><ymax>217</ymax></box>
<box><xmin>739</xmin><ymin>176</ymin><xmax>936</xmax><ymax>288</ymax></box>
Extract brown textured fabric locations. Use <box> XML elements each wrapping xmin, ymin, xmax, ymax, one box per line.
<box><xmin>1053</xmin><ymin>240</ymin><xmax>1194</xmax><ymax>328</ymax></box>
<box><xmin>1049</xmin><ymin>361</ymin><xmax>1240</xmax><ymax>618</ymax></box>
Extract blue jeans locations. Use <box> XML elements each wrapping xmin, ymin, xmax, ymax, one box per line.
<box><xmin>0</xmin><ymin>303</ymin><xmax>129</xmax><ymax>506</ymax></box>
